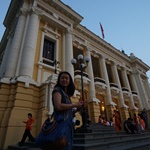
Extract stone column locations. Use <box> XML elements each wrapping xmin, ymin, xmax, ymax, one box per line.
<box><xmin>64</xmin><ymin>28</ymin><xmax>74</xmax><ymax>78</ymax></box>
<box><xmin>0</xmin><ymin>36</ymin><xmax>12</xmax><ymax>77</ymax></box>
<box><xmin>144</xmin><ymin>77</ymin><xmax>150</xmax><ymax>100</ymax></box>
<box><xmin>100</xmin><ymin>56</ymin><xmax>115</xmax><ymax>106</ymax></box>
<box><xmin>130</xmin><ymin>73</ymin><xmax>143</xmax><ymax>110</ymax></box>
<box><xmin>112</xmin><ymin>62</ymin><xmax>126</xmax><ymax>108</ymax></box>
<box><xmin>132</xmin><ymin>67</ymin><xmax>149</xmax><ymax>109</ymax></box>
<box><xmin>19</xmin><ymin>8</ymin><xmax>40</xmax><ymax>78</ymax></box>
<box><xmin>62</xmin><ymin>32</ymin><xmax>66</xmax><ymax>71</ymax></box>
<box><xmin>122</xmin><ymin>68</ymin><xmax>136</xmax><ymax>109</ymax></box>
<box><xmin>47</xmin><ymin>84</ymin><xmax>55</xmax><ymax>115</ymax></box>
<box><xmin>5</xmin><ymin>9</ymin><xmax>27</xmax><ymax>78</ymax></box>
<box><xmin>86</xmin><ymin>48</ymin><xmax>99</xmax><ymax>103</ymax></box>
<box><xmin>37</xmin><ymin>65</ymin><xmax>43</xmax><ymax>83</ymax></box>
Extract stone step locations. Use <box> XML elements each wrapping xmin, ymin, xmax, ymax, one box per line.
<box><xmin>8</xmin><ymin>142</ymin><xmax>41</xmax><ymax>150</ymax></box>
<box><xmin>74</xmin><ymin>129</ymin><xmax>150</xmax><ymax>139</ymax></box>
<box><xmin>74</xmin><ymin>131</ymin><xmax>125</xmax><ymax>138</ymax></box>
<box><xmin>112</xmin><ymin>141</ymin><xmax>150</xmax><ymax>150</ymax></box>
<box><xmin>73</xmin><ymin>134</ymin><xmax>150</xmax><ymax>150</ymax></box>
<box><xmin>73</xmin><ymin>132</ymin><xmax>150</xmax><ymax>144</ymax></box>
<box><xmin>8</xmin><ymin>146</ymin><xmax>41</xmax><ymax>150</ymax></box>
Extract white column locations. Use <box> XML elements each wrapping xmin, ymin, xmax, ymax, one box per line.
<box><xmin>15</xmin><ymin>12</ymin><xmax>30</xmax><ymax>77</ymax></box>
<box><xmin>19</xmin><ymin>9</ymin><xmax>40</xmax><ymax>78</ymax></box>
<box><xmin>37</xmin><ymin>65</ymin><xmax>43</xmax><ymax>83</ymax></box>
<box><xmin>130</xmin><ymin>73</ymin><xmax>143</xmax><ymax>110</ymax></box>
<box><xmin>86</xmin><ymin>48</ymin><xmax>99</xmax><ymax>103</ymax></box>
<box><xmin>64</xmin><ymin>28</ymin><xmax>74</xmax><ymax>78</ymax></box>
<box><xmin>132</xmin><ymin>69</ymin><xmax>149</xmax><ymax>109</ymax></box>
<box><xmin>136</xmin><ymin>74</ymin><xmax>149</xmax><ymax>109</ymax></box>
<box><xmin>5</xmin><ymin>10</ymin><xmax>26</xmax><ymax>77</ymax></box>
<box><xmin>144</xmin><ymin>77</ymin><xmax>150</xmax><ymax>99</ymax></box>
<box><xmin>112</xmin><ymin>62</ymin><xmax>126</xmax><ymax>108</ymax></box>
<box><xmin>122</xmin><ymin>68</ymin><xmax>136</xmax><ymax>109</ymax></box>
<box><xmin>0</xmin><ymin>36</ymin><xmax>12</xmax><ymax>77</ymax></box>
<box><xmin>100</xmin><ymin>56</ymin><xmax>115</xmax><ymax>105</ymax></box>
<box><xmin>62</xmin><ymin>32</ymin><xmax>66</xmax><ymax>71</ymax></box>
<box><xmin>47</xmin><ymin>84</ymin><xmax>55</xmax><ymax>115</ymax></box>
<box><xmin>45</xmin><ymin>75</ymin><xmax>57</xmax><ymax>115</ymax></box>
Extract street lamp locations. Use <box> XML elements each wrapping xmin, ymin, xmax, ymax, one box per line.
<box><xmin>71</xmin><ymin>54</ymin><xmax>91</xmax><ymax>133</ymax></box>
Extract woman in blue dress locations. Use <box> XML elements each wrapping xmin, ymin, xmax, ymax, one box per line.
<box><xmin>45</xmin><ymin>71</ymin><xmax>83</xmax><ymax>150</ymax></box>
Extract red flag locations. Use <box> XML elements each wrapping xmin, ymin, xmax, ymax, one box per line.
<box><xmin>100</xmin><ymin>22</ymin><xmax>105</xmax><ymax>39</ymax></box>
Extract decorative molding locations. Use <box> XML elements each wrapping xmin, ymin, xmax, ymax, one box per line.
<box><xmin>42</xmin><ymin>24</ymin><xmax>61</xmax><ymax>38</ymax></box>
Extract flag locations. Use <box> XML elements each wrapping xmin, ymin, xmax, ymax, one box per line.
<box><xmin>100</xmin><ymin>22</ymin><xmax>105</xmax><ymax>39</ymax></box>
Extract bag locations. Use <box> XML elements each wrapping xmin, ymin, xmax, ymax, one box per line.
<box><xmin>35</xmin><ymin>112</ymin><xmax>68</xmax><ymax>150</ymax></box>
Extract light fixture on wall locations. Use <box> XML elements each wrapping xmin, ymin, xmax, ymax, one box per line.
<box><xmin>102</xmin><ymin>106</ymin><xmax>105</xmax><ymax>111</ymax></box>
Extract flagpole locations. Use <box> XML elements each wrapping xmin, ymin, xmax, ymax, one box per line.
<box><xmin>99</xmin><ymin>22</ymin><xmax>105</xmax><ymax>39</ymax></box>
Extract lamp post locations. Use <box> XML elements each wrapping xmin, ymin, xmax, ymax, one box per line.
<box><xmin>71</xmin><ymin>54</ymin><xmax>91</xmax><ymax>132</ymax></box>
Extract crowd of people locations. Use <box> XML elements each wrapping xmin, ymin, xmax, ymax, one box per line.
<box><xmin>98</xmin><ymin>115</ymin><xmax>115</xmax><ymax>127</ymax></box>
<box><xmin>98</xmin><ymin>108</ymin><xmax>149</xmax><ymax>134</ymax></box>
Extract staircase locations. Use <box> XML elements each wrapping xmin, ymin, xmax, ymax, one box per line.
<box><xmin>8</xmin><ymin>124</ymin><xmax>150</xmax><ymax>150</ymax></box>
<box><xmin>73</xmin><ymin>124</ymin><xmax>150</xmax><ymax>150</ymax></box>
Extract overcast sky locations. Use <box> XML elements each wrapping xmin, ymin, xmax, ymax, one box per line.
<box><xmin>0</xmin><ymin>0</ymin><xmax>150</xmax><ymax>81</ymax></box>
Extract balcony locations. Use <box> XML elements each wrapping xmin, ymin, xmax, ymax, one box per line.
<box><xmin>132</xmin><ymin>91</ymin><xmax>139</xmax><ymax>101</ymax></box>
<box><xmin>74</xmin><ymin>70</ymin><xmax>91</xmax><ymax>88</ymax></box>
<box><xmin>110</xmin><ymin>83</ymin><xmax>119</xmax><ymax>96</ymax></box>
<box><xmin>94</xmin><ymin>77</ymin><xmax>107</xmax><ymax>93</ymax></box>
<box><xmin>122</xmin><ymin>87</ymin><xmax>130</xmax><ymax>98</ymax></box>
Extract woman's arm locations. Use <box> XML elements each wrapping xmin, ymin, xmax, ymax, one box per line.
<box><xmin>53</xmin><ymin>92</ymin><xmax>83</xmax><ymax>111</ymax></box>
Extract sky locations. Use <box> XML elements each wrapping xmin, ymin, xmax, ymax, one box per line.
<box><xmin>0</xmin><ymin>0</ymin><xmax>150</xmax><ymax>81</ymax></box>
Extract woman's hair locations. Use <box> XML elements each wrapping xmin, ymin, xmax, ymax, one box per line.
<box><xmin>55</xmin><ymin>71</ymin><xmax>75</xmax><ymax>97</ymax></box>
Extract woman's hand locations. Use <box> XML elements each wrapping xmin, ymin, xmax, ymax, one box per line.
<box><xmin>74</xmin><ymin>101</ymin><xmax>84</xmax><ymax>108</ymax></box>
<box><xmin>73</xmin><ymin>100</ymin><xmax>87</xmax><ymax>108</ymax></box>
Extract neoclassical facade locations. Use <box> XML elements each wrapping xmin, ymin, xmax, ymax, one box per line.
<box><xmin>0</xmin><ymin>0</ymin><xmax>150</xmax><ymax>149</ymax></box>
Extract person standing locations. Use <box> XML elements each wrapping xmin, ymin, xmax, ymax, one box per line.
<box><xmin>19</xmin><ymin>113</ymin><xmax>35</xmax><ymax>146</ymax></box>
<box><xmin>114</xmin><ymin>110</ymin><xmax>122</xmax><ymax>132</ymax></box>
<box><xmin>41</xmin><ymin>71</ymin><xmax>84</xmax><ymax>150</ymax></box>
<box><xmin>141</xmin><ymin>108</ymin><xmax>148</xmax><ymax>129</ymax></box>
<box><xmin>138</xmin><ymin>114</ymin><xmax>145</xmax><ymax>131</ymax></box>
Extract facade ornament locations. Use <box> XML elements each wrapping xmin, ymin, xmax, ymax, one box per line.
<box><xmin>52</xmin><ymin>13</ymin><xmax>59</xmax><ymax>19</ymax></box>
<box><xmin>130</xmin><ymin>53</ymin><xmax>136</xmax><ymax>59</ymax></box>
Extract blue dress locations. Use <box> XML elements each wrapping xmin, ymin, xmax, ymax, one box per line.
<box><xmin>35</xmin><ymin>87</ymin><xmax>73</xmax><ymax>150</ymax></box>
<box><xmin>52</xmin><ymin>87</ymin><xmax>73</xmax><ymax>150</ymax></box>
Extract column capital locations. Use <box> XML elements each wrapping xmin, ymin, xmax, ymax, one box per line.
<box><xmin>98</xmin><ymin>54</ymin><xmax>107</xmax><ymax>60</ymax></box>
<box><xmin>85</xmin><ymin>46</ymin><xmax>91</xmax><ymax>52</ymax></box>
<box><xmin>120</xmin><ymin>66</ymin><xmax>126</xmax><ymax>71</ymax></box>
<box><xmin>132</xmin><ymin>71</ymin><xmax>140</xmax><ymax>75</ymax></box>
<box><xmin>29</xmin><ymin>7</ymin><xmax>43</xmax><ymax>18</ymax></box>
<box><xmin>66</xmin><ymin>27</ymin><xmax>73</xmax><ymax>34</ymax></box>
<box><xmin>18</xmin><ymin>8</ymin><xmax>28</xmax><ymax>17</ymax></box>
<box><xmin>110</xmin><ymin>60</ymin><xmax>116</xmax><ymax>66</ymax></box>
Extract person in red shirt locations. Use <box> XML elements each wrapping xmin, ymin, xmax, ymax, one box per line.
<box><xmin>114</xmin><ymin>110</ymin><xmax>122</xmax><ymax>131</ymax></box>
<box><xmin>19</xmin><ymin>113</ymin><xmax>35</xmax><ymax>146</ymax></box>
